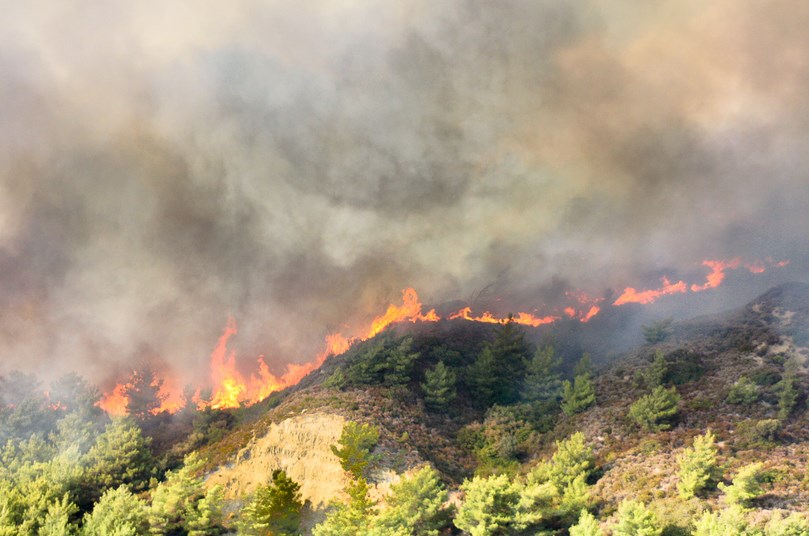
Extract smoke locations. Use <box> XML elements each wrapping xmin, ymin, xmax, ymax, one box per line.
<box><xmin>1</xmin><ymin>0</ymin><xmax>808</xmax><ymax>384</ymax></box>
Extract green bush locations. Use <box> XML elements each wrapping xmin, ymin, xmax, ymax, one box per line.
<box><xmin>421</xmin><ymin>361</ymin><xmax>457</xmax><ymax>411</ymax></box>
<box><xmin>570</xmin><ymin>509</ymin><xmax>604</xmax><ymax>536</ymax></box>
<box><xmin>719</xmin><ymin>463</ymin><xmax>764</xmax><ymax>507</ymax></box>
<box><xmin>726</xmin><ymin>377</ymin><xmax>760</xmax><ymax>405</ymax></box>
<box><xmin>613</xmin><ymin>500</ymin><xmax>662</xmax><ymax>536</ymax></box>
<box><xmin>238</xmin><ymin>469</ymin><xmax>303</xmax><ymax>536</ymax></box>
<box><xmin>677</xmin><ymin>430</ymin><xmax>720</xmax><ymax>499</ymax></box>
<box><xmin>561</xmin><ymin>375</ymin><xmax>596</xmax><ymax>416</ymax></box>
<box><xmin>643</xmin><ymin>319</ymin><xmax>674</xmax><ymax>344</ymax></box>
<box><xmin>629</xmin><ymin>386</ymin><xmax>681</xmax><ymax>432</ymax></box>
<box><xmin>330</xmin><ymin>422</ymin><xmax>380</xmax><ymax>479</ymax></box>
<box><xmin>371</xmin><ymin>466</ymin><xmax>452</xmax><ymax>536</ymax></box>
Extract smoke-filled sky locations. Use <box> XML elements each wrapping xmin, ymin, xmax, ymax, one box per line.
<box><xmin>2</xmin><ymin>0</ymin><xmax>808</xmax><ymax>383</ymax></box>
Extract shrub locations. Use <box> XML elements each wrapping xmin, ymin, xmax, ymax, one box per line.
<box><xmin>677</xmin><ymin>430</ymin><xmax>720</xmax><ymax>499</ymax></box>
<box><xmin>643</xmin><ymin>319</ymin><xmax>674</xmax><ymax>344</ymax></box>
<box><xmin>454</xmin><ymin>474</ymin><xmax>522</xmax><ymax>536</ymax></box>
<box><xmin>726</xmin><ymin>377</ymin><xmax>760</xmax><ymax>405</ymax></box>
<box><xmin>629</xmin><ymin>386</ymin><xmax>680</xmax><ymax>432</ymax></box>
<box><xmin>522</xmin><ymin>345</ymin><xmax>562</xmax><ymax>404</ymax></box>
<box><xmin>570</xmin><ymin>509</ymin><xmax>604</xmax><ymax>536</ymax></box>
<box><xmin>561</xmin><ymin>375</ymin><xmax>596</xmax><ymax>416</ymax></box>
<box><xmin>371</xmin><ymin>466</ymin><xmax>452</xmax><ymax>536</ymax></box>
<box><xmin>736</xmin><ymin>419</ymin><xmax>780</xmax><ymax>449</ymax></box>
<box><xmin>692</xmin><ymin>505</ymin><xmax>749</xmax><ymax>536</ymax></box>
<box><xmin>764</xmin><ymin>511</ymin><xmax>809</xmax><ymax>536</ymax></box>
<box><xmin>612</xmin><ymin>500</ymin><xmax>662</xmax><ymax>536</ymax></box>
<box><xmin>719</xmin><ymin>463</ymin><xmax>764</xmax><ymax>507</ymax></box>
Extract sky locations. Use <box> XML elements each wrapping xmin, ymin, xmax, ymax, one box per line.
<box><xmin>1</xmin><ymin>0</ymin><xmax>808</xmax><ymax>384</ymax></box>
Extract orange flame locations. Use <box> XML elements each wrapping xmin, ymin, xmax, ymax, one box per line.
<box><xmin>690</xmin><ymin>259</ymin><xmax>741</xmax><ymax>292</ymax></box>
<box><xmin>580</xmin><ymin>305</ymin><xmax>601</xmax><ymax>322</ymax></box>
<box><xmin>448</xmin><ymin>307</ymin><xmax>557</xmax><ymax>327</ymax></box>
<box><xmin>365</xmin><ymin>288</ymin><xmax>440</xmax><ymax>339</ymax></box>
<box><xmin>98</xmin><ymin>384</ymin><xmax>128</xmax><ymax>417</ymax></box>
<box><xmin>613</xmin><ymin>277</ymin><xmax>688</xmax><ymax>306</ymax></box>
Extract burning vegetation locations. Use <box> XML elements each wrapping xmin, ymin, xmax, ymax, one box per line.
<box><xmin>95</xmin><ymin>257</ymin><xmax>788</xmax><ymax>417</ymax></box>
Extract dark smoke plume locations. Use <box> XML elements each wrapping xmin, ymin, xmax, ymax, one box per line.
<box><xmin>1</xmin><ymin>0</ymin><xmax>808</xmax><ymax>385</ymax></box>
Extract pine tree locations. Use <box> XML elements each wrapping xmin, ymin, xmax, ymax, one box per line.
<box><xmin>370</xmin><ymin>466</ymin><xmax>452</xmax><ymax>536</ymax></box>
<box><xmin>692</xmin><ymin>505</ymin><xmax>749</xmax><ymax>536</ymax></box>
<box><xmin>574</xmin><ymin>353</ymin><xmax>593</xmax><ymax>378</ymax></box>
<box><xmin>764</xmin><ymin>511</ymin><xmax>809</xmax><ymax>536</ymax></box>
<box><xmin>521</xmin><ymin>345</ymin><xmax>562</xmax><ymax>404</ymax></box>
<box><xmin>777</xmin><ymin>361</ymin><xmax>799</xmax><ymax>420</ymax></box>
<box><xmin>645</xmin><ymin>350</ymin><xmax>668</xmax><ymax>389</ymax></box>
<box><xmin>488</xmin><ymin>318</ymin><xmax>531</xmax><ymax>404</ymax></box>
<box><xmin>421</xmin><ymin>361</ymin><xmax>457</xmax><ymax>412</ymax></box>
<box><xmin>628</xmin><ymin>386</ymin><xmax>680</xmax><ymax>431</ymax></box>
<box><xmin>467</xmin><ymin>346</ymin><xmax>499</xmax><ymax>408</ymax></box>
<box><xmin>677</xmin><ymin>430</ymin><xmax>720</xmax><ymax>499</ymax></box>
<box><xmin>561</xmin><ymin>375</ymin><xmax>596</xmax><ymax>416</ymax></box>
<box><xmin>84</xmin><ymin>417</ymin><xmax>155</xmax><ymax>493</ymax></box>
<box><xmin>330</xmin><ymin>422</ymin><xmax>379</xmax><ymax>479</ymax></box>
<box><xmin>238</xmin><ymin>469</ymin><xmax>303</xmax><ymax>535</ymax></box>
<box><xmin>39</xmin><ymin>494</ymin><xmax>77</xmax><ymax>536</ymax></box>
<box><xmin>313</xmin><ymin>477</ymin><xmax>375</xmax><ymax>536</ymax></box>
<box><xmin>454</xmin><ymin>474</ymin><xmax>521</xmax><ymax>536</ymax></box>
<box><xmin>570</xmin><ymin>510</ymin><xmax>604</xmax><ymax>536</ymax></box>
<box><xmin>82</xmin><ymin>486</ymin><xmax>149</xmax><ymax>536</ymax></box>
<box><xmin>719</xmin><ymin>463</ymin><xmax>764</xmax><ymax>507</ymax></box>
<box><xmin>612</xmin><ymin>500</ymin><xmax>661</xmax><ymax>536</ymax></box>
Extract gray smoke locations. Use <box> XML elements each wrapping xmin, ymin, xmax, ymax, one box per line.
<box><xmin>1</xmin><ymin>0</ymin><xmax>808</xmax><ymax>385</ymax></box>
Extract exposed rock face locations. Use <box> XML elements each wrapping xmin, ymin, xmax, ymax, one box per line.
<box><xmin>208</xmin><ymin>412</ymin><xmax>348</xmax><ymax>508</ymax></box>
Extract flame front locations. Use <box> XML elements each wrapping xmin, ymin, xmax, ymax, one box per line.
<box><xmin>97</xmin><ymin>258</ymin><xmax>790</xmax><ymax>416</ymax></box>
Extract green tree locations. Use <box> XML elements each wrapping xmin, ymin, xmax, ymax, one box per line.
<box><xmin>765</xmin><ymin>511</ymin><xmax>809</xmax><ymax>536</ymax></box>
<box><xmin>331</xmin><ymin>422</ymin><xmax>379</xmax><ymax>480</ymax></box>
<box><xmin>642</xmin><ymin>318</ymin><xmax>673</xmax><ymax>344</ymax></box>
<box><xmin>84</xmin><ymin>418</ymin><xmax>155</xmax><ymax>494</ymax></box>
<box><xmin>521</xmin><ymin>345</ymin><xmax>562</xmax><ymax>404</ymax></box>
<box><xmin>467</xmin><ymin>347</ymin><xmax>499</xmax><ymax>408</ymax></box>
<box><xmin>561</xmin><ymin>375</ymin><xmax>596</xmax><ymax>416</ymax></box>
<box><xmin>421</xmin><ymin>361</ymin><xmax>457</xmax><ymax>412</ymax></box>
<box><xmin>346</xmin><ymin>337</ymin><xmax>420</xmax><ymax>388</ymax></box>
<box><xmin>371</xmin><ymin>466</ymin><xmax>452</xmax><ymax>536</ymax></box>
<box><xmin>719</xmin><ymin>463</ymin><xmax>764</xmax><ymax>507</ymax></box>
<box><xmin>574</xmin><ymin>353</ymin><xmax>593</xmax><ymax>378</ymax></box>
<box><xmin>82</xmin><ymin>486</ymin><xmax>149</xmax><ymax>536</ymax></box>
<box><xmin>645</xmin><ymin>351</ymin><xmax>668</xmax><ymax>389</ymax></box>
<box><xmin>570</xmin><ymin>510</ymin><xmax>604</xmax><ymax>536</ymax></box>
<box><xmin>726</xmin><ymin>376</ymin><xmax>760</xmax><ymax>406</ymax></box>
<box><xmin>629</xmin><ymin>386</ymin><xmax>680</xmax><ymax>431</ymax></box>
<box><xmin>148</xmin><ymin>453</ymin><xmax>223</xmax><ymax>535</ymax></box>
<box><xmin>692</xmin><ymin>505</ymin><xmax>750</xmax><ymax>536</ymax></box>
<box><xmin>454</xmin><ymin>474</ymin><xmax>521</xmax><ymax>536</ymax></box>
<box><xmin>39</xmin><ymin>494</ymin><xmax>78</xmax><ymax>536</ymax></box>
<box><xmin>677</xmin><ymin>430</ymin><xmax>720</xmax><ymax>499</ymax></box>
<box><xmin>313</xmin><ymin>478</ymin><xmax>375</xmax><ymax>536</ymax></box>
<box><xmin>612</xmin><ymin>500</ymin><xmax>662</xmax><ymax>536</ymax></box>
<box><xmin>238</xmin><ymin>469</ymin><xmax>303</xmax><ymax>536</ymax></box>
<box><xmin>777</xmin><ymin>362</ymin><xmax>799</xmax><ymax>420</ymax></box>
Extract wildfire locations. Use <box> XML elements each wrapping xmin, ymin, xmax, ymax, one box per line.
<box><xmin>448</xmin><ymin>307</ymin><xmax>557</xmax><ymax>327</ymax></box>
<box><xmin>96</xmin><ymin>258</ymin><xmax>790</xmax><ymax>416</ymax></box>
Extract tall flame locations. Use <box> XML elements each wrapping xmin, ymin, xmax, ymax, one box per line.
<box><xmin>613</xmin><ymin>277</ymin><xmax>688</xmax><ymax>306</ymax></box>
<box><xmin>448</xmin><ymin>307</ymin><xmax>557</xmax><ymax>327</ymax></box>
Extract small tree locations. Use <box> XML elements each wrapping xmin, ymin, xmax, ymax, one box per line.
<box><xmin>777</xmin><ymin>362</ymin><xmax>799</xmax><ymax>420</ymax></box>
<box><xmin>644</xmin><ymin>351</ymin><xmax>668</xmax><ymax>389</ymax></box>
<box><xmin>371</xmin><ymin>466</ymin><xmax>452</xmax><ymax>536</ymax></box>
<box><xmin>84</xmin><ymin>417</ymin><xmax>155</xmax><ymax>493</ymax></box>
<box><xmin>612</xmin><ymin>500</ymin><xmax>662</xmax><ymax>536</ymax></box>
<box><xmin>629</xmin><ymin>386</ymin><xmax>680</xmax><ymax>431</ymax></box>
<box><xmin>561</xmin><ymin>375</ymin><xmax>596</xmax><ymax>416</ymax></box>
<box><xmin>39</xmin><ymin>494</ymin><xmax>78</xmax><ymax>536</ymax></box>
<box><xmin>521</xmin><ymin>345</ymin><xmax>562</xmax><ymax>404</ymax></box>
<box><xmin>313</xmin><ymin>477</ymin><xmax>375</xmax><ymax>536</ymax></box>
<box><xmin>421</xmin><ymin>361</ymin><xmax>457</xmax><ymax>412</ymax></box>
<box><xmin>642</xmin><ymin>319</ymin><xmax>673</xmax><ymax>344</ymax></box>
<box><xmin>765</xmin><ymin>511</ymin><xmax>809</xmax><ymax>536</ymax></box>
<box><xmin>82</xmin><ymin>486</ymin><xmax>149</xmax><ymax>536</ymax></box>
<box><xmin>719</xmin><ymin>463</ymin><xmax>764</xmax><ymax>507</ymax></box>
<box><xmin>692</xmin><ymin>505</ymin><xmax>749</xmax><ymax>536</ymax></box>
<box><xmin>124</xmin><ymin>363</ymin><xmax>167</xmax><ymax>421</ymax></box>
<box><xmin>454</xmin><ymin>474</ymin><xmax>521</xmax><ymax>536</ymax></box>
<box><xmin>677</xmin><ymin>430</ymin><xmax>720</xmax><ymax>499</ymax></box>
<box><xmin>238</xmin><ymin>469</ymin><xmax>303</xmax><ymax>536</ymax></box>
<box><xmin>467</xmin><ymin>346</ymin><xmax>499</xmax><ymax>408</ymax></box>
<box><xmin>570</xmin><ymin>510</ymin><xmax>604</xmax><ymax>536</ymax></box>
<box><xmin>331</xmin><ymin>422</ymin><xmax>379</xmax><ymax>480</ymax></box>
<box><xmin>726</xmin><ymin>376</ymin><xmax>760</xmax><ymax>406</ymax></box>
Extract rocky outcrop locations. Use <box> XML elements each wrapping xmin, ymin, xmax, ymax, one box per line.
<box><xmin>208</xmin><ymin>412</ymin><xmax>348</xmax><ymax>508</ymax></box>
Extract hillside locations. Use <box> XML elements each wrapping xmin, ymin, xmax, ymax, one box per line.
<box><xmin>2</xmin><ymin>283</ymin><xmax>809</xmax><ymax>534</ymax></box>
<box><xmin>194</xmin><ymin>282</ymin><xmax>809</xmax><ymax>533</ymax></box>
